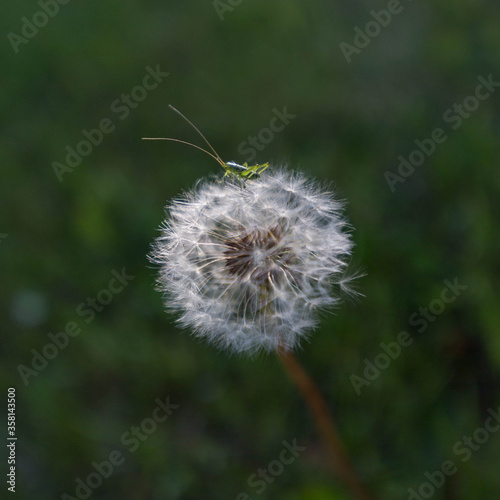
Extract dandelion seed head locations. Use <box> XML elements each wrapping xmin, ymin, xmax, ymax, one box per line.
<box><xmin>150</xmin><ymin>168</ymin><xmax>354</xmax><ymax>355</ymax></box>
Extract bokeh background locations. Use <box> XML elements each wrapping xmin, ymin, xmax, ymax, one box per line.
<box><xmin>2</xmin><ymin>0</ymin><xmax>500</xmax><ymax>498</ymax></box>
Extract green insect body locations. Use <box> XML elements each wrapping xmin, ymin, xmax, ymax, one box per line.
<box><xmin>223</xmin><ymin>161</ymin><xmax>269</xmax><ymax>180</ymax></box>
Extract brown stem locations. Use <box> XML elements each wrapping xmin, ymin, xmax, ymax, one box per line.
<box><xmin>278</xmin><ymin>346</ymin><xmax>375</xmax><ymax>500</ymax></box>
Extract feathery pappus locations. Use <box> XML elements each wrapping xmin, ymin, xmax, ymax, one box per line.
<box><xmin>146</xmin><ymin>107</ymin><xmax>356</xmax><ymax>355</ymax></box>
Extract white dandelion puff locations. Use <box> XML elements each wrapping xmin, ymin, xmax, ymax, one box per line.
<box><xmin>147</xmin><ymin>109</ymin><xmax>371</xmax><ymax>499</ymax></box>
<box><xmin>150</xmin><ymin>168</ymin><xmax>354</xmax><ymax>355</ymax></box>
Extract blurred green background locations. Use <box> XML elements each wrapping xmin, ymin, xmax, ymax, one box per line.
<box><xmin>2</xmin><ymin>0</ymin><xmax>500</xmax><ymax>498</ymax></box>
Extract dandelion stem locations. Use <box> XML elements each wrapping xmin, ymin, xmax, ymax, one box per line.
<box><xmin>277</xmin><ymin>347</ymin><xmax>375</xmax><ymax>500</ymax></box>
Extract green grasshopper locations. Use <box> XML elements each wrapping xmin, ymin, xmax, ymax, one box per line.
<box><xmin>143</xmin><ymin>105</ymin><xmax>270</xmax><ymax>181</ymax></box>
<box><xmin>223</xmin><ymin>161</ymin><xmax>269</xmax><ymax>180</ymax></box>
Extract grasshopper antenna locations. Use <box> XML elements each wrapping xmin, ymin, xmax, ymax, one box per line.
<box><xmin>142</xmin><ymin>137</ymin><xmax>224</xmax><ymax>165</ymax></box>
<box><xmin>142</xmin><ymin>105</ymin><xmax>226</xmax><ymax>168</ymax></box>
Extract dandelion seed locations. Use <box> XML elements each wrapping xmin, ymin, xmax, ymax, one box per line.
<box><xmin>150</xmin><ymin>168</ymin><xmax>354</xmax><ymax>354</ymax></box>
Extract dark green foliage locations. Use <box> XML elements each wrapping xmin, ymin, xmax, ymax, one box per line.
<box><xmin>1</xmin><ymin>1</ymin><xmax>499</xmax><ymax>498</ymax></box>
